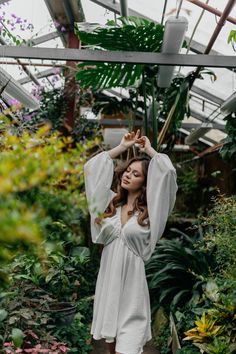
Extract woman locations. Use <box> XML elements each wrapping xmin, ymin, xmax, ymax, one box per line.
<box><xmin>84</xmin><ymin>129</ymin><xmax>178</xmax><ymax>354</ymax></box>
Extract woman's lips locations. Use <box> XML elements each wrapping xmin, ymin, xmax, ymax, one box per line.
<box><xmin>122</xmin><ymin>179</ymin><xmax>130</xmax><ymax>184</ymax></box>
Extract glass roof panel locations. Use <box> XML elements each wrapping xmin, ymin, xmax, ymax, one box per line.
<box><xmin>1</xmin><ymin>0</ymin><xmax>235</xmax><ymax>146</ymax></box>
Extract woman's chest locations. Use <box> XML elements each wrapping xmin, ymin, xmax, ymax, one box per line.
<box><xmin>102</xmin><ymin>206</ymin><xmax>150</xmax><ymax>236</ymax></box>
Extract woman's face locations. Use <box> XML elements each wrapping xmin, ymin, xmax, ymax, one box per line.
<box><xmin>121</xmin><ymin>161</ymin><xmax>145</xmax><ymax>192</ymax></box>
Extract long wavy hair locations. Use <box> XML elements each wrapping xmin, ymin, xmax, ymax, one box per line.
<box><xmin>96</xmin><ymin>155</ymin><xmax>151</xmax><ymax>227</ymax></box>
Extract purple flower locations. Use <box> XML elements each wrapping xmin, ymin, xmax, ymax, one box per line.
<box><xmin>53</xmin><ymin>20</ymin><xmax>60</xmax><ymax>28</ymax></box>
<box><xmin>11</xmin><ymin>13</ymin><xmax>17</xmax><ymax>18</ymax></box>
<box><xmin>60</xmin><ymin>26</ymin><xmax>66</xmax><ymax>32</ymax></box>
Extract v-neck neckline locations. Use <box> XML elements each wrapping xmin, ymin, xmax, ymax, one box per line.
<box><xmin>118</xmin><ymin>205</ymin><xmax>134</xmax><ymax>229</ymax></box>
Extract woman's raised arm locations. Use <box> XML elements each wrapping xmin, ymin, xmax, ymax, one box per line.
<box><xmin>107</xmin><ymin>129</ymin><xmax>141</xmax><ymax>159</ymax></box>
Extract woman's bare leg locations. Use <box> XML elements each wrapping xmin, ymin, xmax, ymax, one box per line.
<box><xmin>106</xmin><ymin>341</ymin><xmax>116</xmax><ymax>354</ymax></box>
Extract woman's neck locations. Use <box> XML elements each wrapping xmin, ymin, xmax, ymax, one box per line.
<box><xmin>126</xmin><ymin>191</ymin><xmax>141</xmax><ymax>208</ymax></box>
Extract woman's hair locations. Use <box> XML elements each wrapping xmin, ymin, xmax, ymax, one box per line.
<box><xmin>96</xmin><ymin>155</ymin><xmax>151</xmax><ymax>227</ymax></box>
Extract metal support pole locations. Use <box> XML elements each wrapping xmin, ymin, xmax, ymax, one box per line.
<box><xmin>187</xmin><ymin>0</ymin><xmax>236</xmax><ymax>25</ymax></box>
<box><xmin>192</xmin><ymin>0</ymin><xmax>236</xmax><ymax>82</ymax></box>
<box><xmin>120</xmin><ymin>0</ymin><xmax>129</xmax><ymax>17</ymax></box>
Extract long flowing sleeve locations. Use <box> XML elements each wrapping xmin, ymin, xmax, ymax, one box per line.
<box><xmin>84</xmin><ymin>151</ymin><xmax>116</xmax><ymax>243</ymax></box>
<box><xmin>147</xmin><ymin>152</ymin><xmax>178</xmax><ymax>254</ymax></box>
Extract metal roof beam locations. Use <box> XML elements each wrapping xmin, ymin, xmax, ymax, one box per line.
<box><xmin>0</xmin><ymin>37</ymin><xmax>40</xmax><ymax>86</ymax></box>
<box><xmin>18</xmin><ymin>68</ymin><xmax>58</xmax><ymax>85</ymax></box>
<box><xmin>89</xmin><ymin>0</ymin><xmax>234</xmax><ymax>67</ymax></box>
<box><xmin>29</xmin><ymin>31</ymin><xmax>60</xmax><ymax>46</ymax></box>
<box><xmin>0</xmin><ymin>46</ymin><xmax>235</xmax><ymax>68</ymax></box>
<box><xmin>190</xmin><ymin>108</ymin><xmax>225</xmax><ymax>127</ymax></box>
<box><xmin>191</xmin><ymin>86</ymin><xmax>224</xmax><ymax>105</ymax></box>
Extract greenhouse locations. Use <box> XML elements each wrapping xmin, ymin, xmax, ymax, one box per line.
<box><xmin>0</xmin><ymin>0</ymin><xmax>235</xmax><ymax>353</ymax></box>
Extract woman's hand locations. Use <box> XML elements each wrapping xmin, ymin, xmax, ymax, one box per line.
<box><xmin>135</xmin><ymin>135</ymin><xmax>157</xmax><ymax>157</ymax></box>
<box><xmin>120</xmin><ymin>129</ymin><xmax>141</xmax><ymax>149</ymax></box>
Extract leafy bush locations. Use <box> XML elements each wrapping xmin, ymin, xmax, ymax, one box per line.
<box><xmin>180</xmin><ymin>278</ymin><xmax>236</xmax><ymax>353</ymax></box>
<box><xmin>145</xmin><ymin>230</ymin><xmax>213</xmax><ymax>313</ymax></box>
<box><xmin>0</xmin><ymin>127</ymin><xmax>100</xmax><ymax>286</ymax></box>
<box><xmin>198</xmin><ymin>194</ymin><xmax>236</xmax><ymax>278</ymax></box>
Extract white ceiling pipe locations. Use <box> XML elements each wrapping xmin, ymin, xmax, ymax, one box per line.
<box><xmin>157</xmin><ymin>16</ymin><xmax>188</xmax><ymax>88</ymax></box>
<box><xmin>0</xmin><ymin>67</ymin><xmax>40</xmax><ymax>109</ymax></box>
<box><xmin>220</xmin><ymin>92</ymin><xmax>236</xmax><ymax>115</ymax></box>
<box><xmin>185</xmin><ymin>122</ymin><xmax>213</xmax><ymax>145</ymax></box>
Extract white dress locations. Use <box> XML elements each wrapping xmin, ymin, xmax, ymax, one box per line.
<box><xmin>84</xmin><ymin>151</ymin><xmax>178</xmax><ymax>354</ymax></box>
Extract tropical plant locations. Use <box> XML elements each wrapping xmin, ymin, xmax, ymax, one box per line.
<box><xmin>183</xmin><ymin>312</ymin><xmax>223</xmax><ymax>342</ymax></box>
<box><xmin>145</xmin><ymin>230</ymin><xmax>213</xmax><ymax>314</ymax></box>
<box><xmin>74</xmin><ymin>16</ymin><xmax>216</xmax><ymax>150</ymax></box>
<box><xmin>175</xmin><ymin>277</ymin><xmax>236</xmax><ymax>353</ymax></box>
<box><xmin>75</xmin><ymin>17</ymin><xmax>164</xmax><ymax>90</ymax></box>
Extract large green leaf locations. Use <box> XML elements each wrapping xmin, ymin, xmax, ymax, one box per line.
<box><xmin>75</xmin><ymin>17</ymin><xmax>164</xmax><ymax>52</ymax></box>
<box><xmin>11</xmin><ymin>328</ymin><xmax>24</xmax><ymax>348</ymax></box>
<box><xmin>0</xmin><ymin>309</ymin><xmax>8</xmax><ymax>322</ymax></box>
<box><xmin>74</xmin><ymin>17</ymin><xmax>164</xmax><ymax>90</ymax></box>
<box><xmin>75</xmin><ymin>62</ymin><xmax>143</xmax><ymax>90</ymax></box>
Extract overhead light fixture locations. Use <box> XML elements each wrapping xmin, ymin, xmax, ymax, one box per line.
<box><xmin>185</xmin><ymin>122</ymin><xmax>213</xmax><ymax>145</ymax></box>
<box><xmin>157</xmin><ymin>16</ymin><xmax>188</xmax><ymax>88</ymax></box>
<box><xmin>220</xmin><ymin>92</ymin><xmax>236</xmax><ymax>115</ymax></box>
<box><xmin>0</xmin><ymin>67</ymin><xmax>40</xmax><ymax>109</ymax></box>
<box><xmin>103</xmin><ymin>127</ymin><xmax>128</xmax><ymax>148</ymax></box>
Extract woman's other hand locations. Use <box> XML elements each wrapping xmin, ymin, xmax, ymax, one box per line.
<box><xmin>120</xmin><ymin>129</ymin><xmax>141</xmax><ymax>149</ymax></box>
<box><xmin>136</xmin><ymin>136</ymin><xmax>157</xmax><ymax>157</ymax></box>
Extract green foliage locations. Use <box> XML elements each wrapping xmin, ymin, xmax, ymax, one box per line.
<box><xmin>0</xmin><ymin>127</ymin><xmax>99</xmax><ymax>285</ymax></box>
<box><xmin>228</xmin><ymin>29</ymin><xmax>236</xmax><ymax>51</ymax></box>
<box><xmin>153</xmin><ymin>321</ymin><xmax>171</xmax><ymax>354</ymax></box>
<box><xmin>176</xmin><ymin>345</ymin><xmax>200</xmax><ymax>354</ymax></box>
<box><xmin>199</xmin><ymin>195</ymin><xmax>236</xmax><ymax>278</ymax></box>
<box><xmin>177</xmin><ymin>166</ymin><xmax>198</xmax><ymax>195</ymax></box>
<box><xmin>71</xmin><ymin>116</ymin><xmax>101</xmax><ymax>143</ymax></box>
<box><xmin>74</xmin><ymin>16</ymin><xmax>214</xmax><ymax>144</ymax></box>
<box><xmin>159</xmin><ymin>75</ymin><xmax>191</xmax><ymax>136</ymax></box>
<box><xmin>74</xmin><ymin>16</ymin><xmax>164</xmax><ymax>90</ymax></box>
<box><xmin>53</xmin><ymin>298</ymin><xmax>93</xmax><ymax>354</ymax></box>
<box><xmin>145</xmin><ymin>230</ymin><xmax>213</xmax><ymax>313</ymax></box>
<box><xmin>219</xmin><ymin>114</ymin><xmax>236</xmax><ymax>165</ymax></box>
<box><xmin>10</xmin><ymin>244</ymin><xmax>98</xmax><ymax>301</ymax></box>
<box><xmin>27</xmin><ymin>88</ymin><xmax>66</xmax><ymax>131</ymax></box>
<box><xmin>175</xmin><ymin>275</ymin><xmax>236</xmax><ymax>353</ymax></box>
